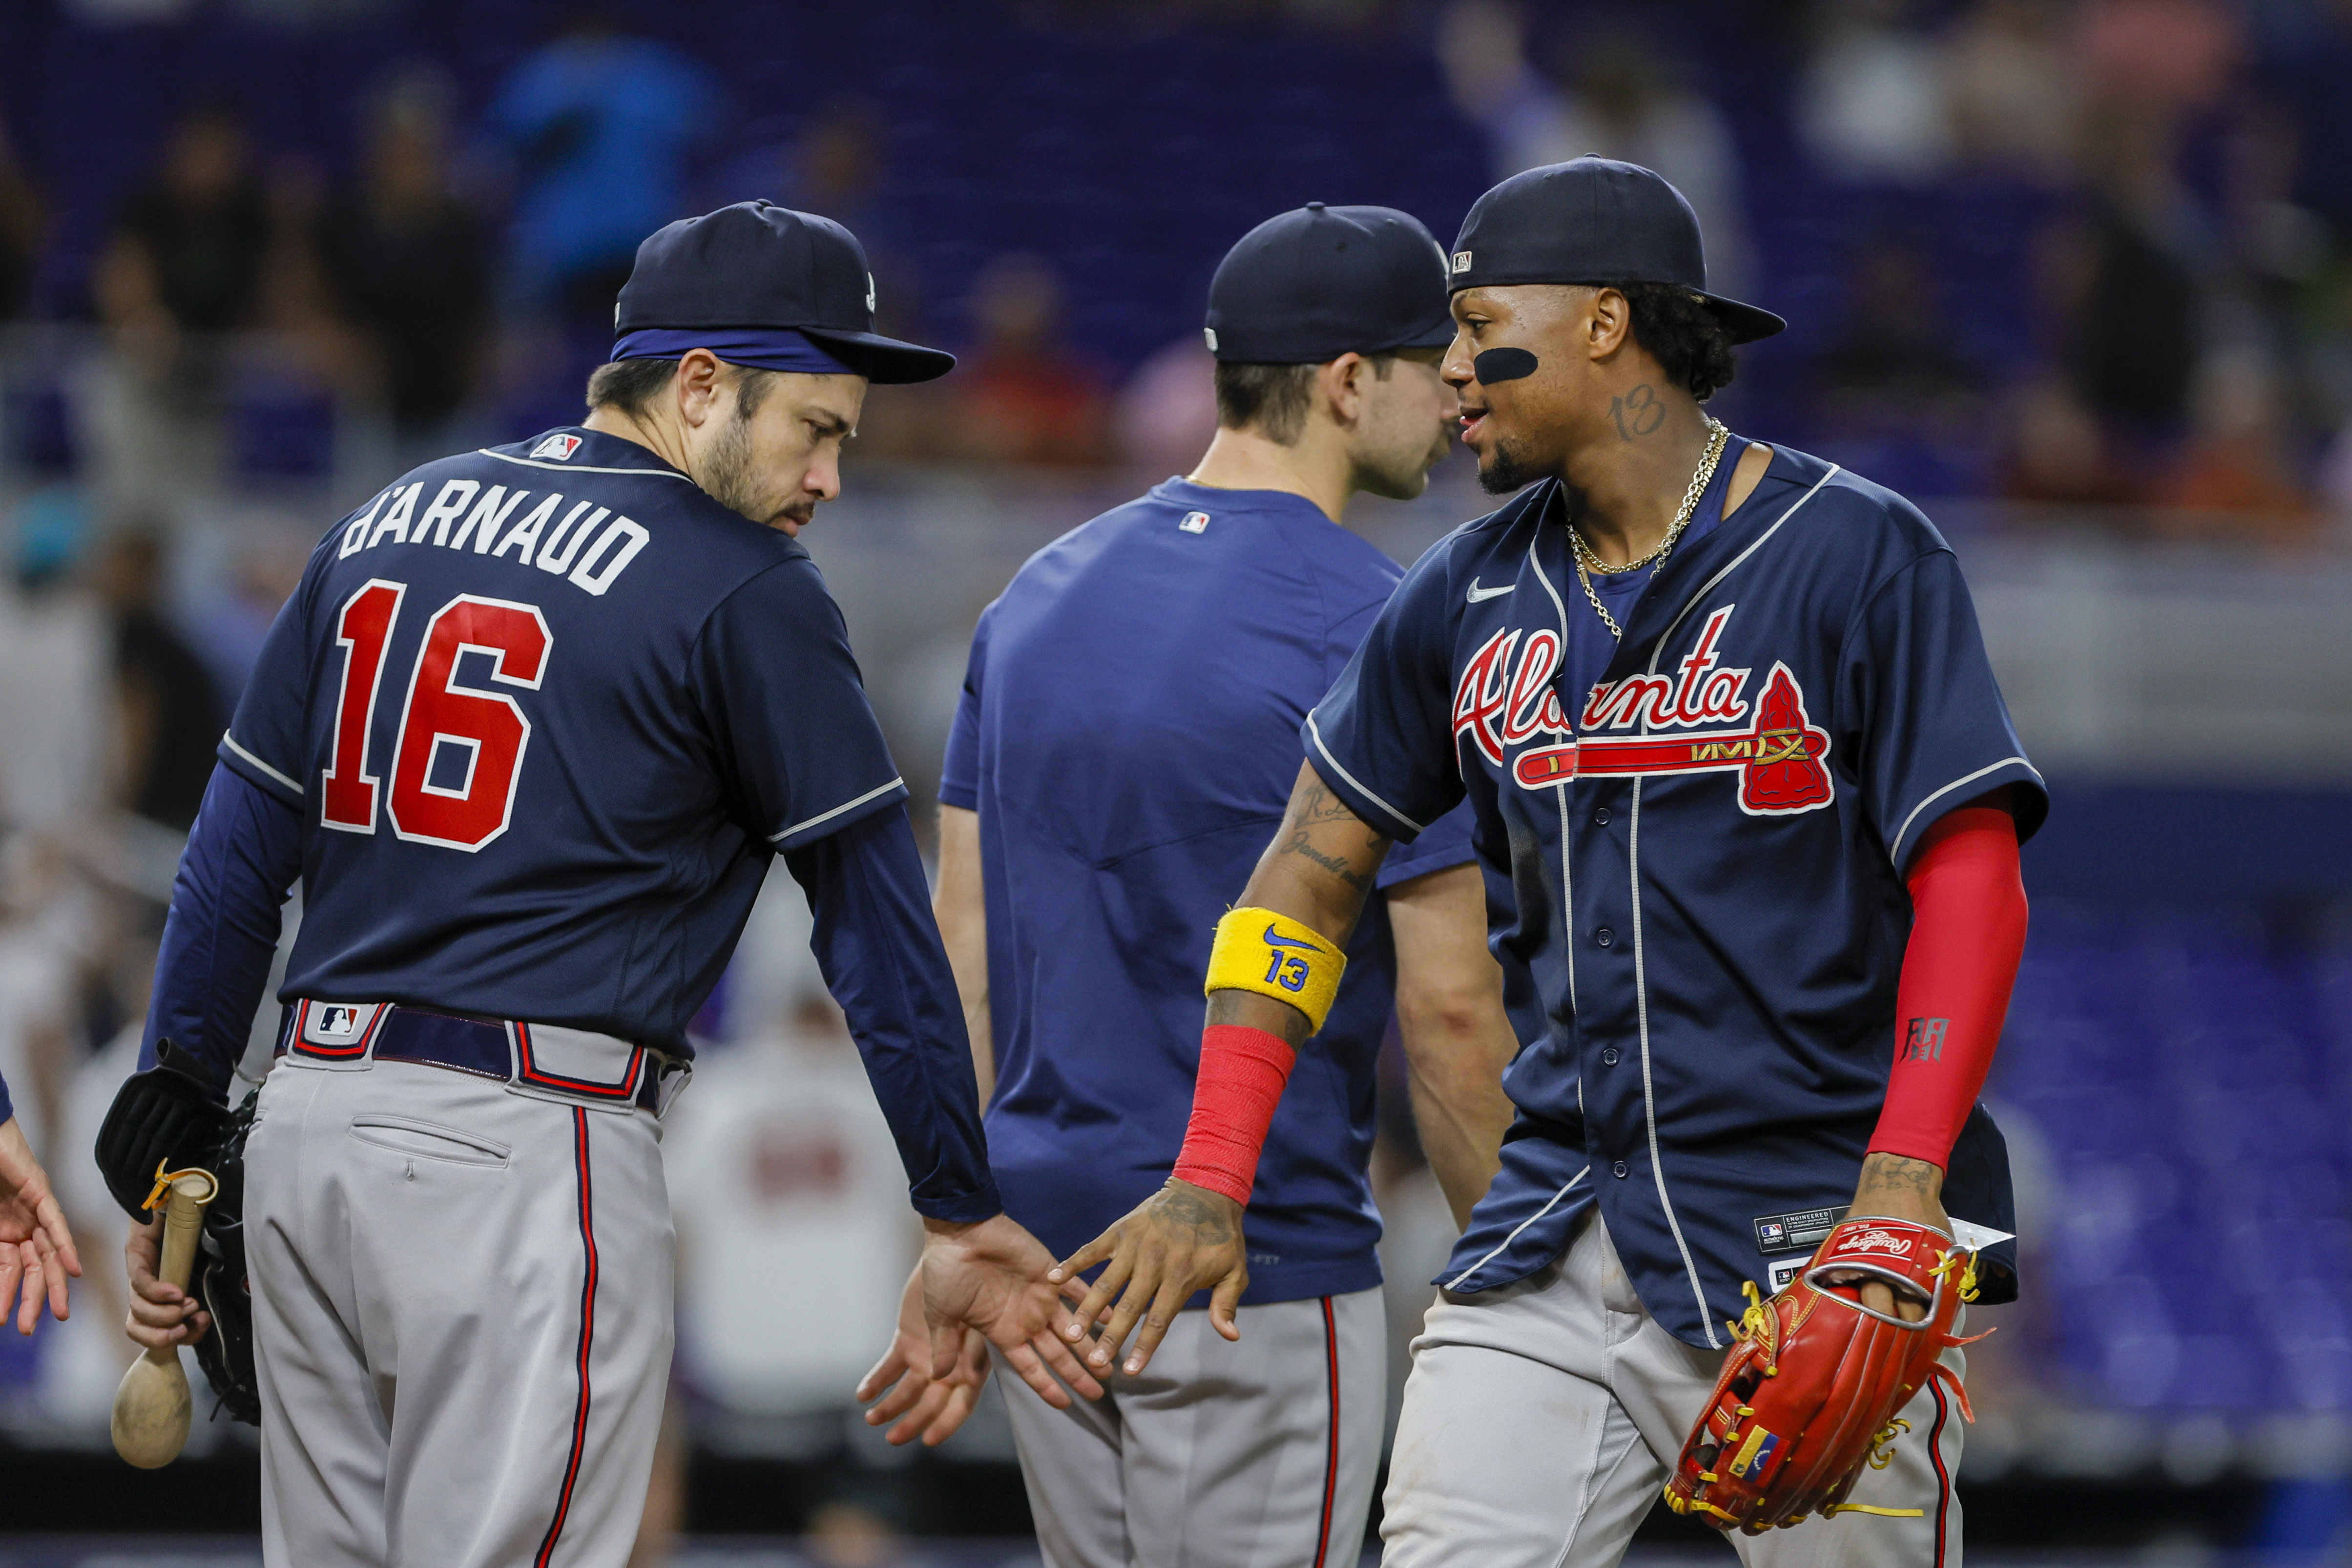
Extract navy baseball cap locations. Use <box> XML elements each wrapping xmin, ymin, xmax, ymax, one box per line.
<box><xmin>1447</xmin><ymin>158</ymin><xmax>1785</xmax><ymax>344</ymax></box>
<box><xmin>612</xmin><ymin>202</ymin><xmax>955</xmax><ymax>384</ymax></box>
<box><xmin>1204</xmin><ymin>203</ymin><xmax>1456</xmax><ymax>364</ymax></box>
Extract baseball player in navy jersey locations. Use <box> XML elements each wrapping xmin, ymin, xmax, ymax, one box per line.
<box><xmin>856</xmin><ymin>205</ymin><xmax>1521</xmax><ymax>1568</ymax></box>
<box><xmin>0</xmin><ymin>1075</ymin><xmax>80</xmax><ymax>1335</ymax></box>
<box><xmin>1061</xmin><ymin>158</ymin><xmax>2044</xmax><ymax>1566</ymax></box>
<box><xmin>97</xmin><ymin>202</ymin><xmax>1100</xmax><ymax>1568</ymax></box>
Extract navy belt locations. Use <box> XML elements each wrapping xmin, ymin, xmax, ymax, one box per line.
<box><xmin>278</xmin><ymin>1002</ymin><xmax>669</xmax><ymax>1111</ymax></box>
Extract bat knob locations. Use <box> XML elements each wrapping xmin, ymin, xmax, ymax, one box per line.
<box><xmin>110</xmin><ymin>1345</ymin><xmax>193</xmax><ymax>1468</ymax></box>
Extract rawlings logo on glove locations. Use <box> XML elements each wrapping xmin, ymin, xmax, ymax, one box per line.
<box><xmin>1663</xmin><ymin>1215</ymin><xmax>1991</xmax><ymax>1535</ymax></box>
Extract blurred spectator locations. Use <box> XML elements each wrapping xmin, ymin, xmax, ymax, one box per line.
<box><xmin>1113</xmin><ymin>335</ymin><xmax>1219</xmax><ymax>476</ymax></box>
<box><xmin>480</xmin><ymin>13</ymin><xmax>721</xmax><ymax>322</ymax></box>
<box><xmin>2002</xmin><ymin>378</ymin><xmax>2142</xmax><ymax>504</ymax></box>
<box><xmin>94</xmin><ymin>100</ymin><xmax>271</xmax><ymax>346</ymax></box>
<box><xmin>664</xmin><ymin>991</ymin><xmax>917</xmax><ymax>1430</ymax></box>
<box><xmin>93</xmin><ymin>528</ymin><xmax>223</xmax><ymax>833</ymax></box>
<box><xmin>947</xmin><ymin>254</ymin><xmax>1110</xmax><ymax>465</ymax></box>
<box><xmin>0</xmin><ymin>107</ymin><xmax>42</xmax><ymax>320</ymax></box>
<box><xmin>315</xmin><ymin>69</ymin><xmax>493</xmax><ymax>455</ymax></box>
<box><xmin>2048</xmin><ymin>105</ymin><xmax>2207</xmax><ymax>448</ymax></box>
<box><xmin>1796</xmin><ymin>0</ymin><xmax>1955</xmax><ymax>185</ymax></box>
<box><xmin>2158</xmin><ymin>348</ymin><xmax>2319</xmax><ymax>531</ymax></box>
<box><xmin>1943</xmin><ymin>0</ymin><xmax>2082</xmax><ymax>181</ymax></box>
<box><xmin>1812</xmin><ymin>239</ymin><xmax>1982</xmax><ymax>427</ymax></box>
<box><xmin>2076</xmin><ymin>0</ymin><xmax>2245</xmax><ymax>119</ymax></box>
<box><xmin>0</xmin><ymin>498</ymin><xmax>107</xmax><ymax>837</ymax></box>
<box><xmin>1438</xmin><ymin>0</ymin><xmax>1752</xmax><ymax>296</ymax></box>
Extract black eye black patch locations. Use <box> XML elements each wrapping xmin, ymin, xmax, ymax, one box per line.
<box><xmin>1474</xmin><ymin>347</ymin><xmax>1539</xmax><ymax>383</ymax></box>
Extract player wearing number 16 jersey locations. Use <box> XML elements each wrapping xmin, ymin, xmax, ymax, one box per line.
<box><xmin>99</xmin><ymin>204</ymin><xmax>1099</xmax><ymax>1568</ymax></box>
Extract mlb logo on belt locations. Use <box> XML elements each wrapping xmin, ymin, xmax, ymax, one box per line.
<box><xmin>530</xmin><ymin>433</ymin><xmax>583</xmax><ymax>461</ymax></box>
<box><xmin>295</xmin><ymin>1000</ymin><xmax>387</xmax><ymax>1059</ymax></box>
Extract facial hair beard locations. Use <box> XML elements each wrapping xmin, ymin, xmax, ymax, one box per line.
<box><xmin>1477</xmin><ymin>433</ymin><xmax>1544</xmax><ymax>495</ymax></box>
<box><xmin>693</xmin><ymin>400</ymin><xmax>763</xmax><ymax>521</ymax></box>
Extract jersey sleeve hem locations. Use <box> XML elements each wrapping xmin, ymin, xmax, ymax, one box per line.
<box><xmin>936</xmin><ymin>779</ymin><xmax>979</xmax><ymax>812</ymax></box>
<box><xmin>909</xmin><ymin>1180</ymin><xmax>1004</xmax><ymax>1225</ymax></box>
<box><xmin>1303</xmin><ymin>711</ymin><xmax>1427</xmax><ymax>841</ymax></box>
<box><xmin>1886</xmin><ymin>757</ymin><xmax>2048</xmax><ymax>871</ymax></box>
<box><xmin>217</xmin><ymin>731</ymin><xmax>305</xmax><ymax>806</ymax></box>
<box><xmin>768</xmin><ymin>776</ymin><xmax>912</xmax><ymax>853</ymax></box>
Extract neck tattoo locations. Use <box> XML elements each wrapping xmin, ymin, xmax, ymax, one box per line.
<box><xmin>1571</xmin><ymin>417</ymin><xmax>1730</xmax><ymax>642</ymax></box>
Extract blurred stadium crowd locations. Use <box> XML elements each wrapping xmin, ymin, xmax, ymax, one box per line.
<box><xmin>0</xmin><ymin>0</ymin><xmax>2347</xmax><ymax>1560</ymax></box>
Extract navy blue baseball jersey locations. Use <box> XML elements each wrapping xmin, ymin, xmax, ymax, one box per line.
<box><xmin>220</xmin><ymin>427</ymin><xmax>909</xmax><ymax>1053</ymax></box>
<box><xmin>941</xmin><ymin>478</ymin><xmax>1475</xmax><ymax>1305</ymax></box>
<box><xmin>1305</xmin><ymin>438</ymin><xmax>2048</xmax><ymax>1348</ymax></box>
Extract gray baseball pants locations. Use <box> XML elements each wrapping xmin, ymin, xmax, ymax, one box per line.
<box><xmin>995</xmin><ymin>1286</ymin><xmax>1386</xmax><ymax>1568</ymax></box>
<box><xmin>1381</xmin><ymin>1216</ymin><xmax>1966</xmax><ymax>1568</ymax></box>
<box><xmin>246</xmin><ymin>1052</ymin><xmax>674</xmax><ymax>1568</ymax></box>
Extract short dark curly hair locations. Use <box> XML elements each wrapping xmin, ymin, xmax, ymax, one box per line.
<box><xmin>1618</xmin><ymin>282</ymin><xmax>1739</xmax><ymax>402</ymax></box>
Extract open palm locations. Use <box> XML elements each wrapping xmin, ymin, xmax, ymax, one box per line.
<box><xmin>0</xmin><ymin>1117</ymin><xmax>81</xmax><ymax>1335</ymax></box>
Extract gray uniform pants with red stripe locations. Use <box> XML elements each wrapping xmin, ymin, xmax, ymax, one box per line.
<box><xmin>247</xmin><ymin>1056</ymin><xmax>673</xmax><ymax>1568</ymax></box>
<box><xmin>994</xmin><ymin>1286</ymin><xmax>1385</xmax><ymax>1568</ymax></box>
<box><xmin>1381</xmin><ymin>1215</ymin><xmax>1966</xmax><ymax>1568</ymax></box>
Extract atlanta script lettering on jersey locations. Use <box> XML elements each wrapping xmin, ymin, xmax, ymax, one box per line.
<box><xmin>1449</xmin><ymin>604</ymin><xmax>1835</xmax><ymax>815</ymax></box>
<box><xmin>334</xmin><ymin>478</ymin><xmax>651</xmax><ymax>596</ymax></box>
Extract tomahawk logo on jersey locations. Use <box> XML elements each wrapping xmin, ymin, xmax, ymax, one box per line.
<box><xmin>1304</xmin><ymin>440</ymin><xmax>2048</xmax><ymax>1347</ymax></box>
<box><xmin>215</xmin><ymin>427</ymin><xmax>908</xmax><ymax>1054</ymax></box>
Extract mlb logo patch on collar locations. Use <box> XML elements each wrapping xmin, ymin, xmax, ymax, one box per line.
<box><xmin>1179</xmin><ymin>511</ymin><xmax>1210</xmax><ymax>534</ymax></box>
<box><xmin>531</xmin><ymin>433</ymin><xmax>584</xmax><ymax>461</ymax></box>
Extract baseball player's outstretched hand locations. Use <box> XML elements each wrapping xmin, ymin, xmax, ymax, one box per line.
<box><xmin>857</xmin><ymin>1264</ymin><xmax>996</xmax><ymax>1446</ymax></box>
<box><xmin>916</xmin><ymin>1214</ymin><xmax>1103</xmax><ymax>1412</ymax></box>
<box><xmin>1051</xmin><ymin>1177</ymin><xmax>1248</xmax><ymax>1377</ymax></box>
<box><xmin>0</xmin><ymin>1116</ymin><xmax>80</xmax><ymax>1335</ymax></box>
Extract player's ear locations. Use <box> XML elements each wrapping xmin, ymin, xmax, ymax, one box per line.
<box><xmin>1584</xmin><ymin>286</ymin><xmax>1633</xmax><ymax>362</ymax></box>
<box><xmin>1322</xmin><ymin>352</ymin><xmax>1368</xmax><ymax>426</ymax></box>
<box><xmin>673</xmin><ymin>348</ymin><xmax>728</xmax><ymax>430</ymax></box>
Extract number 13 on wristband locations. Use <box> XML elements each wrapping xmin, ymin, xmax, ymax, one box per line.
<box><xmin>1204</xmin><ymin>908</ymin><xmax>1348</xmax><ymax>1033</ymax></box>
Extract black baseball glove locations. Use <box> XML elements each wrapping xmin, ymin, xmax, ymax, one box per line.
<box><xmin>94</xmin><ymin>1040</ymin><xmax>230</xmax><ymax>1220</ymax></box>
<box><xmin>189</xmin><ymin>1087</ymin><xmax>261</xmax><ymax>1426</ymax></box>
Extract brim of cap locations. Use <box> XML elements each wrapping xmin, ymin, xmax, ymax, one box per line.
<box><xmin>799</xmin><ymin>327</ymin><xmax>958</xmax><ymax>385</ymax></box>
<box><xmin>1697</xmin><ymin>292</ymin><xmax>1786</xmax><ymax>345</ymax></box>
<box><xmin>1385</xmin><ymin>313</ymin><xmax>1461</xmax><ymax>352</ymax></box>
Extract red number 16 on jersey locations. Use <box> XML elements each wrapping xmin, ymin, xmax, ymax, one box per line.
<box><xmin>320</xmin><ymin>579</ymin><xmax>553</xmax><ymax>851</ymax></box>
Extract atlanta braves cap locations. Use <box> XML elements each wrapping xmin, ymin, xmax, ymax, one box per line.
<box><xmin>1204</xmin><ymin>203</ymin><xmax>1457</xmax><ymax>364</ymax></box>
<box><xmin>612</xmin><ymin>201</ymin><xmax>955</xmax><ymax>384</ymax></box>
<box><xmin>1447</xmin><ymin>158</ymin><xmax>1785</xmax><ymax>344</ymax></box>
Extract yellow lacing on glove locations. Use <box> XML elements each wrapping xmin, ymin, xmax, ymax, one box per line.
<box><xmin>1928</xmin><ymin>1248</ymin><xmax>1980</xmax><ymax>1302</ymax></box>
<box><xmin>1866</xmin><ymin>1416</ymin><xmax>1912</xmax><ymax>1470</ymax></box>
<box><xmin>1728</xmin><ymin>1279</ymin><xmax>1783</xmax><ymax>1375</ymax></box>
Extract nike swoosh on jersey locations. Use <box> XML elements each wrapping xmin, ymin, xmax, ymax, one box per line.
<box><xmin>1467</xmin><ymin>579</ymin><xmax>1516</xmax><ymax>602</ymax></box>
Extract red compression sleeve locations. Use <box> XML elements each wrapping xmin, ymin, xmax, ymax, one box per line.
<box><xmin>1171</xmin><ymin>1025</ymin><xmax>1297</xmax><ymax>1208</ymax></box>
<box><xmin>1867</xmin><ymin>806</ymin><xmax>2028</xmax><ymax>1170</ymax></box>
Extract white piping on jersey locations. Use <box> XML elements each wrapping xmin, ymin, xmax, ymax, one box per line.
<box><xmin>1445</xmin><ymin>1168</ymin><xmax>1588</xmax><ymax>1291</ymax></box>
<box><xmin>769</xmin><ymin>776</ymin><xmax>905</xmax><ymax>844</ymax></box>
<box><xmin>1304</xmin><ymin>711</ymin><xmax>1426</xmax><ymax>836</ymax></box>
<box><xmin>476</xmin><ymin>449</ymin><xmax>696</xmax><ymax>478</ymax></box>
<box><xmin>1890</xmin><ymin>756</ymin><xmax>2040</xmax><ymax>867</ymax></box>
<box><xmin>221</xmin><ymin>730</ymin><xmax>304</xmax><ymax>797</ymax></box>
<box><xmin>1525</xmin><ymin>524</ymin><xmax>1579</xmax><ymax>1018</ymax></box>
<box><xmin>1625</xmin><ymin>460</ymin><xmax>1840</xmax><ymax>1350</ymax></box>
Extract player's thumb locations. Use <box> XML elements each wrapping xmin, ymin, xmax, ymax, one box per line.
<box><xmin>1208</xmin><ymin>1270</ymin><xmax>1247</xmax><ymax>1343</ymax></box>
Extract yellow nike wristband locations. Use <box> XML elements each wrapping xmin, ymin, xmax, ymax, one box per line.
<box><xmin>1204</xmin><ymin>907</ymin><xmax>1348</xmax><ymax>1033</ymax></box>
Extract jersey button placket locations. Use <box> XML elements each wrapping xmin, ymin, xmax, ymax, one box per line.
<box><xmin>1610</xmin><ymin>1159</ymin><xmax>1629</xmax><ymax>1178</ymax></box>
<box><xmin>1593</xmin><ymin>806</ymin><xmax>1611</xmax><ymax>826</ymax></box>
<box><xmin>1595</xmin><ymin>926</ymin><xmax>1615</xmax><ymax>948</ymax></box>
<box><xmin>1600</xmin><ymin>1046</ymin><xmax>1620</xmax><ymax>1066</ymax></box>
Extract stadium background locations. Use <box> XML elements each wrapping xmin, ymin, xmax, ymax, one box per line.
<box><xmin>0</xmin><ymin>0</ymin><xmax>2348</xmax><ymax>1562</ymax></box>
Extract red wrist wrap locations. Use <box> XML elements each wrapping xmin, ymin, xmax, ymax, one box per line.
<box><xmin>1171</xmin><ymin>1024</ymin><xmax>1296</xmax><ymax>1209</ymax></box>
<box><xmin>1868</xmin><ymin>806</ymin><xmax>2028</xmax><ymax>1170</ymax></box>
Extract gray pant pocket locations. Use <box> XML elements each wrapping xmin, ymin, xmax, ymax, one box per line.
<box><xmin>347</xmin><ymin>1113</ymin><xmax>513</xmax><ymax>1168</ymax></box>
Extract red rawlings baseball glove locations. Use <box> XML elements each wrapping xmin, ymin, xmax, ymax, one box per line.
<box><xmin>1663</xmin><ymin>1216</ymin><xmax>1988</xmax><ymax>1535</ymax></box>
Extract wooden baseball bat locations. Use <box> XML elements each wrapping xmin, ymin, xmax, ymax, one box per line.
<box><xmin>110</xmin><ymin>1167</ymin><xmax>219</xmax><ymax>1469</ymax></box>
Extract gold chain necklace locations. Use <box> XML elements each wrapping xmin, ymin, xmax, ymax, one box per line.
<box><xmin>1571</xmin><ymin>418</ymin><xmax>1730</xmax><ymax>642</ymax></box>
